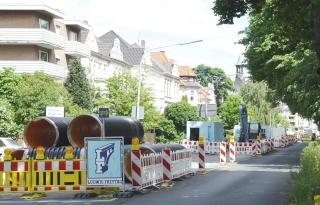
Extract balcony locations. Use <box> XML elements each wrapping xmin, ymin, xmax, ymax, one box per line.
<box><xmin>0</xmin><ymin>29</ymin><xmax>64</xmax><ymax>50</ymax></box>
<box><xmin>65</xmin><ymin>41</ymin><xmax>90</xmax><ymax>58</ymax></box>
<box><xmin>0</xmin><ymin>61</ymin><xmax>64</xmax><ymax>79</ymax></box>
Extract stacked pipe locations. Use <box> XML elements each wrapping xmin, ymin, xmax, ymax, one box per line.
<box><xmin>20</xmin><ymin>114</ymin><xmax>185</xmax><ymax>182</ymax></box>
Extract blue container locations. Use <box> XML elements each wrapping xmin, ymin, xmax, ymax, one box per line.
<box><xmin>186</xmin><ymin>121</ymin><xmax>223</xmax><ymax>142</ymax></box>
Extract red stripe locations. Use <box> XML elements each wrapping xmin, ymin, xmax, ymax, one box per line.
<box><xmin>59</xmin><ymin>161</ymin><xmax>66</xmax><ymax>170</ymax></box>
<box><xmin>0</xmin><ymin>188</ymin><xmax>3</xmax><ymax>192</ymax></box>
<box><xmin>73</xmin><ymin>186</ymin><xmax>80</xmax><ymax>190</ymax></box>
<box><xmin>132</xmin><ymin>179</ymin><xmax>140</xmax><ymax>186</ymax></box>
<box><xmin>11</xmin><ymin>162</ymin><xmax>17</xmax><ymax>171</ymax></box>
<box><xmin>163</xmin><ymin>159</ymin><xmax>171</xmax><ymax>171</ymax></box>
<box><xmin>132</xmin><ymin>151</ymin><xmax>141</xmax><ymax>159</ymax></box>
<box><xmin>24</xmin><ymin>162</ymin><xmax>28</xmax><ymax>171</ymax></box>
<box><xmin>59</xmin><ymin>186</ymin><xmax>66</xmax><ymax>190</ymax></box>
<box><xmin>45</xmin><ymin>187</ymin><xmax>52</xmax><ymax>191</ymax></box>
<box><xmin>0</xmin><ymin>162</ymin><xmax>3</xmax><ymax>171</ymax></box>
<box><xmin>34</xmin><ymin>162</ymin><xmax>38</xmax><ymax>171</ymax></box>
<box><xmin>73</xmin><ymin>161</ymin><xmax>80</xmax><ymax>170</ymax></box>
<box><xmin>45</xmin><ymin>161</ymin><xmax>52</xmax><ymax>170</ymax></box>
<box><xmin>11</xmin><ymin>187</ymin><xmax>18</xmax><ymax>191</ymax></box>
<box><xmin>199</xmin><ymin>152</ymin><xmax>205</xmax><ymax>162</ymax></box>
<box><xmin>132</xmin><ymin>162</ymin><xmax>141</xmax><ymax>176</ymax></box>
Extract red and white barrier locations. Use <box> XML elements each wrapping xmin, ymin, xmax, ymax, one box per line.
<box><xmin>198</xmin><ymin>143</ymin><xmax>205</xmax><ymax>169</ymax></box>
<box><xmin>179</xmin><ymin>141</ymin><xmax>198</xmax><ymax>152</ymax></box>
<box><xmin>205</xmin><ymin>142</ymin><xmax>220</xmax><ymax>154</ymax></box>
<box><xmin>131</xmin><ymin>150</ymin><xmax>142</xmax><ymax>189</ymax></box>
<box><xmin>220</xmin><ymin>142</ymin><xmax>226</xmax><ymax>165</ymax></box>
<box><xmin>141</xmin><ymin>153</ymin><xmax>163</xmax><ymax>188</ymax></box>
<box><xmin>33</xmin><ymin>160</ymin><xmax>85</xmax><ymax>171</ymax></box>
<box><xmin>162</xmin><ymin>148</ymin><xmax>172</xmax><ymax>182</ymax></box>
<box><xmin>229</xmin><ymin>142</ymin><xmax>235</xmax><ymax>163</ymax></box>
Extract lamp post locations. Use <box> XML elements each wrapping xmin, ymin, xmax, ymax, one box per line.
<box><xmin>270</xmin><ymin>108</ymin><xmax>276</xmax><ymax>126</ymax></box>
<box><xmin>136</xmin><ymin>40</ymin><xmax>203</xmax><ymax>119</ymax></box>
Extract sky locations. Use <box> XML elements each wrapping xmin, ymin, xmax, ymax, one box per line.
<box><xmin>1</xmin><ymin>0</ymin><xmax>249</xmax><ymax>77</ymax></box>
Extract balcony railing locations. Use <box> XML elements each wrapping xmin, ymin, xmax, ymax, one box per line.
<box><xmin>0</xmin><ymin>29</ymin><xmax>64</xmax><ymax>50</ymax></box>
<box><xmin>0</xmin><ymin>61</ymin><xmax>64</xmax><ymax>79</ymax></box>
<box><xmin>65</xmin><ymin>41</ymin><xmax>90</xmax><ymax>58</ymax></box>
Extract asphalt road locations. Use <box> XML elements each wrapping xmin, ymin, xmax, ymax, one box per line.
<box><xmin>0</xmin><ymin>142</ymin><xmax>308</xmax><ymax>205</ymax></box>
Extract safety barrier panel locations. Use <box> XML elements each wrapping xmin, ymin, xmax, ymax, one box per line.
<box><xmin>131</xmin><ymin>149</ymin><xmax>192</xmax><ymax>189</ymax></box>
<box><xmin>204</xmin><ymin>142</ymin><xmax>220</xmax><ymax>154</ymax></box>
<box><xmin>0</xmin><ymin>159</ymin><xmax>31</xmax><ymax>193</ymax></box>
<box><xmin>235</xmin><ymin>142</ymin><xmax>255</xmax><ymax>155</ymax></box>
<box><xmin>179</xmin><ymin>141</ymin><xmax>198</xmax><ymax>152</ymax></box>
<box><xmin>180</xmin><ymin>141</ymin><xmax>220</xmax><ymax>154</ymax></box>
<box><xmin>198</xmin><ymin>143</ymin><xmax>205</xmax><ymax>169</ymax></box>
<box><xmin>141</xmin><ymin>153</ymin><xmax>163</xmax><ymax>188</ymax></box>
<box><xmin>220</xmin><ymin>142</ymin><xmax>226</xmax><ymax>165</ymax></box>
<box><xmin>0</xmin><ymin>157</ymin><xmax>112</xmax><ymax>197</ymax></box>
<box><xmin>229</xmin><ymin>142</ymin><xmax>235</xmax><ymax>162</ymax></box>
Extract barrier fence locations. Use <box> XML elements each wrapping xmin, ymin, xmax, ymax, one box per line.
<box><xmin>131</xmin><ymin>148</ymin><xmax>193</xmax><ymax>190</ymax></box>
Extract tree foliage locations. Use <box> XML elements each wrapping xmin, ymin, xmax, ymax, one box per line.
<box><xmin>64</xmin><ymin>56</ymin><xmax>93</xmax><ymax>111</ymax></box>
<box><xmin>193</xmin><ymin>64</ymin><xmax>236</xmax><ymax>107</ymax></box>
<box><xmin>213</xmin><ymin>0</ymin><xmax>320</xmax><ymax>123</ymax></box>
<box><xmin>219</xmin><ymin>94</ymin><xmax>255</xmax><ymax>130</ymax></box>
<box><xmin>104</xmin><ymin>67</ymin><xmax>177</xmax><ymax>141</ymax></box>
<box><xmin>164</xmin><ymin>99</ymin><xmax>200</xmax><ymax>134</ymax></box>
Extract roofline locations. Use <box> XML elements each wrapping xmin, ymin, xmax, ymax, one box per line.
<box><xmin>0</xmin><ymin>4</ymin><xmax>65</xmax><ymax>19</ymax></box>
<box><xmin>91</xmin><ymin>51</ymin><xmax>132</xmax><ymax>67</ymax></box>
<box><xmin>55</xmin><ymin>19</ymin><xmax>91</xmax><ymax>30</ymax></box>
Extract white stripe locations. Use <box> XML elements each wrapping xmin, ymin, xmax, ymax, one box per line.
<box><xmin>52</xmin><ymin>161</ymin><xmax>59</xmax><ymax>170</ymax></box>
<box><xmin>17</xmin><ymin>162</ymin><xmax>26</xmax><ymax>171</ymax></box>
<box><xmin>37</xmin><ymin>162</ymin><xmax>44</xmax><ymax>171</ymax></box>
<box><xmin>4</xmin><ymin>162</ymin><xmax>11</xmax><ymax>171</ymax></box>
<box><xmin>66</xmin><ymin>161</ymin><xmax>73</xmax><ymax>170</ymax></box>
<box><xmin>80</xmin><ymin>161</ymin><xmax>86</xmax><ymax>170</ymax></box>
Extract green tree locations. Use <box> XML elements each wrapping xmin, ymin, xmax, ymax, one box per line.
<box><xmin>0</xmin><ymin>67</ymin><xmax>22</xmax><ymax>101</ymax></box>
<box><xmin>64</xmin><ymin>56</ymin><xmax>94</xmax><ymax>111</ymax></box>
<box><xmin>239</xmin><ymin>82</ymin><xmax>272</xmax><ymax>125</ymax></box>
<box><xmin>212</xmin><ymin>0</ymin><xmax>320</xmax><ymax>123</ymax></box>
<box><xmin>104</xmin><ymin>67</ymin><xmax>154</xmax><ymax>117</ymax></box>
<box><xmin>219</xmin><ymin>94</ymin><xmax>255</xmax><ymax>130</ymax></box>
<box><xmin>0</xmin><ymin>98</ymin><xmax>22</xmax><ymax>139</ymax></box>
<box><xmin>193</xmin><ymin>64</ymin><xmax>236</xmax><ymax>107</ymax></box>
<box><xmin>12</xmin><ymin>71</ymin><xmax>82</xmax><ymax>125</ymax></box>
<box><xmin>164</xmin><ymin>98</ymin><xmax>200</xmax><ymax>134</ymax></box>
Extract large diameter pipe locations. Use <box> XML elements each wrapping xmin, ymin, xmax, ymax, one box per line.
<box><xmin>67</xmin><ymin>115</ymin><xmax>144</xmax><ymax>147</ymax></box>
<box><xmin>23</xmin><ymin>117</ymin><xmax>73</xmax><ymax>148</ymax></box>
<box><xmin>124</xmin><ymin>144</ymin><xmax>185</xmax><ymax>182</ymax></box>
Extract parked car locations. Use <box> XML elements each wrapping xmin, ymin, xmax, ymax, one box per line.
<box><xmin>0</xmin><ymin>137</ymin><xmax>21</xmax><ymax>159</ymax></box>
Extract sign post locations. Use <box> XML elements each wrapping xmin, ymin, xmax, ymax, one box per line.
<box><xmin>85</xmin><ymin>137</ymin><xmax>125</xmax><ymax>195</ymax></box>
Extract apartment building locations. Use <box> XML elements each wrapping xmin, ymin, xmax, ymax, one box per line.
<box><xmin>0</xmin><ymin>4</ymin><xmax>90</xmax><ymax>80</ymax></box>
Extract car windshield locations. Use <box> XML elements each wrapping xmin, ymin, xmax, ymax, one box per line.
<box><xmin>3</xmin><ymin>138</ymin><xmax>19</xmax><ymax>146</ymax></box>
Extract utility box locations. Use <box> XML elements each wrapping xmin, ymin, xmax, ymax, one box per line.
<box><xmin>186</xmin><ymin>121</ymin><xmax>223</xmax><ymax>142</ymax></box>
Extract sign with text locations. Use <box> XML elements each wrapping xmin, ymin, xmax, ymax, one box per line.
<box><xmin>45</xmin><ymin>106</ymin><xmax>64</xmax><ymax>117</ymax></box>
<box><xmin>85</xmin><ymin>137</ymin><xmax>124</xmax><ymax>187</ymax></box>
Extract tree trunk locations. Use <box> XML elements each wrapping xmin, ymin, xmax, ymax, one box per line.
<box><xmin>313</xmin><ymin>3</ymin><xmax>320</xmax><ymax>66</ymax></box>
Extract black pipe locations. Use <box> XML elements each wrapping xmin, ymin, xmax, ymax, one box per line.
<box><xmin>24</xmin><ymin>117</ymin><xmax>73</xmax><ymax>148</ymax></box>
<box><xmin>67</xmin><ymin>115</ymin><xmax>144</xmax><ymax>147</ymax></box>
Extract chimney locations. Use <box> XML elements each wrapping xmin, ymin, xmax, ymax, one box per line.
<box><xmin>83</xmin><ymin>20</ymin><xmax>88</xmax><ymax>24</ymax></box>
<box><xmin>141</xmin><ymin>40</ymin><xmax>145</xmax><ymax>47</ymax></box>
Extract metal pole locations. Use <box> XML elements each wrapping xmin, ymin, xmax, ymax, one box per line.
<box><xmin>136</xmin><ymin>40</ymin><xmax>203</xmax><ymax>120</ymax></box>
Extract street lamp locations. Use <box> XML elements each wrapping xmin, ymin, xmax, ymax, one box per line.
<box><xmin>270</xmin><ymin>108</ymin><xmax>276</xmax><ymax>126</ymax></box>
<box><xmin>136</xmin><ymin>40</ymin><xmax>203</xmax><ymax>119</ymax></box>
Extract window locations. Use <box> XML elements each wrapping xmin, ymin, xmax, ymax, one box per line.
<box><xmin>39</xmin><ymin>51</ymin><xmax>48</xmax><ymax>62</ymax></box>
<box><xmin>55</xmin><ymin>25</ymin><xmax>60</xmax><ymax>34</ymax></box>
<box><xmin>55</xmin><ymin>55</ymin><xmax>60</xmax><ymax>65</ymax></box>
<box><xmin>39</xmin><ymin>18</ymin><xmax>49</xmax><ymax>30</ymax></box>
<box><xmin>69</xmin><ymin>31</ymin><xmax>77</xmax><ymax>41</ymax></box>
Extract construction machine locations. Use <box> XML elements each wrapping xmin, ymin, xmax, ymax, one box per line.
<box><xmin>238</xmin><ymin>104</ymin><xmax>261</xmax><ymax>142</ymax></box>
